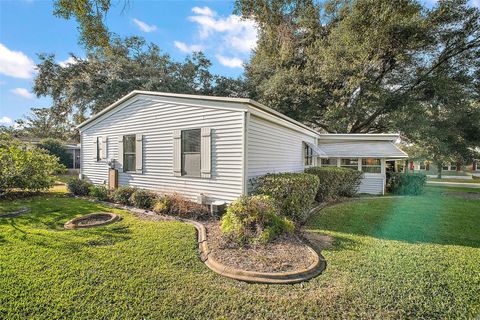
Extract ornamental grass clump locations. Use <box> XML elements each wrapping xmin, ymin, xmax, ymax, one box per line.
<box><xmin>253</xmin><ymin>173</ymin><xmax>319</xmax><ymax>222</ymax></box>
<box><xmin>221</xmin><ymin>195</ymin><xmax>294</xmax><ymax>245</ymax></box>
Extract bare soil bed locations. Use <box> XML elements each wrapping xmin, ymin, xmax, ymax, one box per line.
<box><xmin>205</xmin><ymin>221</ymin><xmax>316</xmax><ymax>273</ymax></box>
<box><xmin>64</xmin><ymin>212</ymin><xmax>120</xmax><ymax>229</ymax></box>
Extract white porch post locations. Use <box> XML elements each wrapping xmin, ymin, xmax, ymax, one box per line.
<box><xmin>336</xmin><ymin>158</ymin><xmax>341</xmax><ymax>167</ymax></box>
<box><xmin>357</xmin><ymin>158</ymin><xmax>362</xmax><ymax>171</ymax></box>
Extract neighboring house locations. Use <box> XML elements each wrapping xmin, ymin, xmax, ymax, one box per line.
<box><xmin>18</xmin><ymin>137</ymin><xmax>81</xmax><ymax>169</ymax></box>
<box><xmin>78</xmin><ymin>91</ymin><xmax>408</xmax><ymax>203</ymax></box>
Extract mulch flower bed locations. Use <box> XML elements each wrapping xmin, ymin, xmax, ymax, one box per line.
<box><xmin>205</xmin><ymin>221</ymin><xmax>316</xmax><ymax>273</ymax></box>
<box><xmin>64</xmin><ymin>212</ymin><xmax>120</xmax><ymax>229</ymax></box>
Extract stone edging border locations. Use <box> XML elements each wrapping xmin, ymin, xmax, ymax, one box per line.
<box><xmin>73</xmin><ymin>196</ymin><xmax>327</xmax><ymax>284</ymax></box>
<box><xmin>0</xmin><ymin>207</ymin><xmax>31</xmax><ymax>218</ymax></box>
<box><xmin>64</xmin><ymin>212</ymin><xmax>121</xmax><ymax>229</ymax></box>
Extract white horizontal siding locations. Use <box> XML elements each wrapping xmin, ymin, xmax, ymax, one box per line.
<box><xmin>358</xmin><ymin>174</ymin><xmax>385</xmax><ymax>195</ymax></box>
<box><xmin>246</xmin><ymin>114</ymin><xmax>316</xmax><ymax>192</ymax></box>
<box><xmin>81</xmin><ymin>98</ymin><xmax>244</xmax><ymax>203</ymax></box>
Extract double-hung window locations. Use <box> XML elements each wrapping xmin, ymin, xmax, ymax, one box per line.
<box><xmin>304</xmin><ymin>143</ymin><xmax>313</xmax><ymax>166</ymax></box>
<box><xmin>123</xmin><ymin>135</ymin><xmax>136</xmax><ymax>172</ymax></box>
<box><xmin>181</xmin><ymin>129</ymin><xmax>201</xmax><ymax>177</ymax></box>
<box><xmin>341</xmin><ymin>158</ymin><xmax>359</xmax><ymax>170</ymax></box>
<box><xmin>361</xmin><ymin>158</ymin><xmax>381</xmax><ymax>173</ymax></box>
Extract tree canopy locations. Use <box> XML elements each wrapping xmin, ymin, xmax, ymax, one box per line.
<box><xmin>33</xmin><ymin>36</ymin><xmax>248</xmax><ymax>128</ymax></box>
<box><xmin>235</xmin><ymin>0</ymin><xmax>480</xmax><ymax>134</ymax></box>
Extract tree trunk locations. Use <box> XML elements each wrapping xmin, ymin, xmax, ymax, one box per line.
<box><xmin>436</xmin><ymin>161</ymin><xmax>442</xmax><ymax>179</ymax></box>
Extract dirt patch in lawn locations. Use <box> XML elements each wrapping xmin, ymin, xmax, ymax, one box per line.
<box><xmin>445</xmin><ymin>191</ymin><xmax>480</xmax><ymax>200</ymax></box>
<box><xmin>205</xmin><ymin>221</ymin><xmax>316</xmax><ymax>273</ymax></box>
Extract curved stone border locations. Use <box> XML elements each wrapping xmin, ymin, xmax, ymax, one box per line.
<box><xmin>0</xmin><ymin>207</ymin><xmax>31</xmax><ymax>218</ymax></box>
<box><xmin>184</xmin><ymin>219</ymin><xmax>327</xmax><ymax>284</ymax></box>
<box><xmin>64</xmin><ymin>212</ymin><xmax>121</xmax><ymax>230</ymax></box>
<box><xmin>73</xmin><ymin>197</ymin><xmax>326</xmax><ymax>284</ymax></box>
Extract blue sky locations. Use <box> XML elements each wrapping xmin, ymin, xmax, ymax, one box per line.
<box><xmin>0</xmin><ymin>0</ymin><xmax>478</xmax><ymax>126</ymax></box>
<box><xmin>0</xmin><ymin>0</ymin><xmax>255</xmax><ymax>125</ymax></box>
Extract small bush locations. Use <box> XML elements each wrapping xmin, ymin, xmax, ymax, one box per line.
<box><xmin>387</xmin><ymin>172</ymin><xmax>426</xmax><ymax>195</ymax></box>
<box><xmin>112</xmin><ymin>186</ymin><xmax>137</xmax><ymax>205</ymax></box>
<box><xmin>221</xmin><ymin>195</ymin><xmax>294</xmax><ymax>244</ymax></box>
<box><xmin>89</xmin><ymin>185</ymin><xmax>110</xmax><ymax>201</ymax></box>
<box><xmin>253</xmin><ymin>173</ymin><xmax>319</xmax><ymax>222</ymax></box>
<box><xmin>153</xmin><ymin>196</ymin><xmax>172</xmax><ymax>214</ymax></box>
<box><xmin>66</xmin><ymin>178</ymin><xmax>92</xmax><ymax>196</ymax></box>
<box><xmin>130</xmin><ymin>189</ymin><xmax>156</xmax><ymax>209</ymax></box>
<box><xmin>305</xmin><ymin>167</ymin><xmax>362</xmax><ymax>202</ymax></box>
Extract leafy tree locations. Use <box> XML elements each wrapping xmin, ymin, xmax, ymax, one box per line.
<box><xmin>394</xmin><ymin>66</ymin><xmax>480</xmax><ymax>178</ymax></box>
<box><xmin>53</xmin><ymin>0</ymin><xmax>113</xmax><ymax>50</ymax></box>
<box><xmin>235</xmin><ymin>0</ymin><xmax>480</xmax><ymax>133</ymax></box>
<box><xmin>33</xmin><ymin>36</ymin><xmax>247</xmax><ymax>125</ymax></box>
<box><xmin>14</xmin><ymin>107</ymin><xmax>77</xmax><ymax>141</ymax></box>
<box><xmin>37</xmin><ymin>138</ymin><xmax>72</xmax><ymax>168</ymax></box>
<box><xmin>0</xmin><ymin>134</ymin><xmax>65</xmax><ymax>194</ymax></box>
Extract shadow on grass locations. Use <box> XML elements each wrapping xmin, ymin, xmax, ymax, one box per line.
<box><xmin>0</xmin><ymin>195</ymin><xmax>132</xmax><ymax>250</ymax></box>
<box><xmin>307</xmin><ymin>188</ymin><xmax>480</xmax><ymax>248</ymax></box>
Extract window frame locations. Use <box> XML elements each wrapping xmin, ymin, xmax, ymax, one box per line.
<box><xmin>340</xmin><ymin>158</ymin><xmax>359</xmax><ymax>170</ymax></box>
<box><xmin>181</xmin><ymin>128</ymin><xmax>201</xmax><ymax>177</ymax></box>
<box><xmin>361</xmin><ymin>158</ymin><xmax>381</xmax><ymax>173</ymax></box>
<box><xmin>123</xmin><ymin>134</ymin><xmax>136</xmax><ymax>172</ymax></box>
<box><xmin>304</xmin><ymin>142</ymin><xmax>313</xmax><ymax>166</ymax></box>
<box><xmin>320</xmin><ymin>158</ymin><xmax>336</xmax><ymax>167</ymax></box>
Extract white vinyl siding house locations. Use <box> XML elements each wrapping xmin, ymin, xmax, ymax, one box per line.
<box><xmin>79</xmin><ymin>91</ymin><xmax>407</xmax><ymax>202</ymax></box>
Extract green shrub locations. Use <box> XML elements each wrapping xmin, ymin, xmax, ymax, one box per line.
<box><xmin>387</xmin><ymin>172</ymin><xmax>426</xmax><ymax>195</ymax></box>
<box><xmin>37</xmin><ymin>138</ymin><xmax>72</xmax><ymax>168</ymax></box>
<box><xmin>89</xmin><ymin>185</ymin><xmax>110</xmax><ymax>201</ymax></box>
<box><xmin>153</xmin><ymin>196</ymin><xmax>172</xmax><ymax>214</ymax></box>
<box><xmin>221</xmin><ymin>195</ymin><xmax>294</xmax><ymax>245</ymax></box>
<box><xmin>112</xmin><ymin>186</ymin><xmax>137</xmax><ymax>205</ymax></box>
<box><xmin>305</xmin><ymin>167</ymin><xmax>362</xmax><ymax>202</ymax></box>
<box><xmin>0</xmin><ymin>134</ymin><xmax>66</xmax><ymax>194</ymax></box>
<box><xmin>66</xmin><ymin>178</ymin><xmax>92</xmax><ymax>196</ymax></box>
<box><xmin>130</xmin><ymin>189</ymin><xmax>156</xmax><ymax>209</ymax></box>
<box><xmin>253</xmin><ymin>172</ymin><xmax>319</xmax><ymax>222</ymax></box>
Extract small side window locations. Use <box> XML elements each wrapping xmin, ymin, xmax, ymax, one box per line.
<box><xmin>304</xmin><ymin>143</ymin><xmax>313</xmax><ymax>166</ymax></box>
<box><xmin>123</xmin><ymin>135</ymin><xmax>136</xmax><ymax>172</ymax></box>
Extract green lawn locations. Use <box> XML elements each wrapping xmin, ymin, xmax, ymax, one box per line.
<box><xmin>1</xmin><ymin>187</ymin><xmax>479</xmax><ymax>319</ymax></box>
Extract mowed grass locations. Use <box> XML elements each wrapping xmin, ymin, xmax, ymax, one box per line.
<box><xmin>1</xmin><ymin>186</ymin><xmax>479</xmax><ymax>319</ymax></box>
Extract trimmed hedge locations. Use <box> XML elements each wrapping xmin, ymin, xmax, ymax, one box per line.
<box><xmin>253</xmin><ymin>172</ymin><xmax>320</xmax><ymax>222</ymax></box>
<box><xmin>305</xmin><ymin>167</ymin><xmax>362</xmax><ymax>202</ymax></box>
<box><xmin>387</xmin><ymin>172</ymin><xmax>426</xmax><ymax>195</ymax></box>
<box><xmin>221</xmin><ymin>195</ymin><xmax>294</xmax><ymax>244</ymax></box>
<box><xmin>66</xmin><ymin>178</ymin><xmax>92</xmax><ymax>196</ymax></box>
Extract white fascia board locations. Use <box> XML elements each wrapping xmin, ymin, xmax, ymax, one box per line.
<box><xmin>318</xmin><ymin>133</ymin><xmax>400</xmax><ymax>142</ymax></box>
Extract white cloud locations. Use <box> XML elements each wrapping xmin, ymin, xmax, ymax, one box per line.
<box><xmin>174</xmin><ymin>41</ymin><xmax>204</xmax><ymax>53</ymax></box>
<box><xmin>0</xmin><ymin>116</ymin><xmax>14</xmax><ymax>126</ymax></box>
<box><xmin>192</xmin><ymin>6</ymin><xmax>214</xmax><ymax>17</ymax></box>
<box><xmin>132</xmin><ymin>18</ymin><xmax>157</xmax><ymax>33</ymax></box>
<box><xmin>177</xmin><ymin>7</ymin><xmax>257</xmax><ymax>69</ymax></box>
<box><xmin>216</xmin><ymin>55</ymin><xmax>243</xmax><ymax>68</ymax></box>
<box><xmin>0</xmin><ymin>43</ymin><xmax>36</xmax><ymax>79</ymax></box>
<box><xmin>11</xmin><ymin>87</ymin><xmax>34</xmax><ymax>99</ymax></box>
<box><xmin>59</xmin><ymin>56</ymin><xmax>78</xmax><ymax>67</ymax></box>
